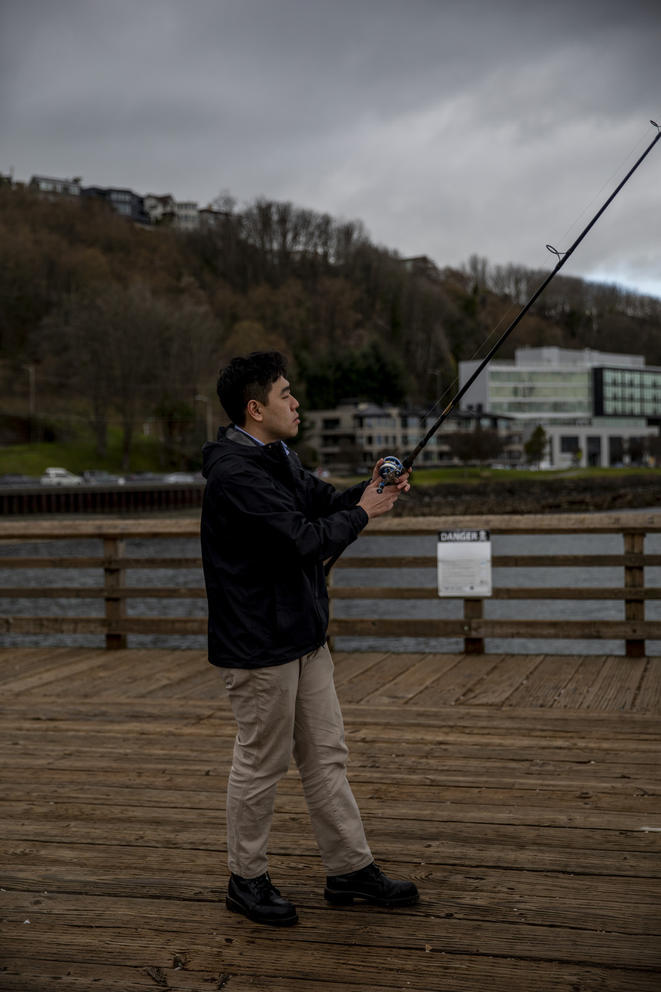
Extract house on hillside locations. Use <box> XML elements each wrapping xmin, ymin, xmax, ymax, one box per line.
<box><xmin>144</xmin><ymin>194</ymin><xmax>199</xmax><ymax>230</ymax></box>
<box><xmin>29</xmin><ymin>175</ymin><xmax>82</xmax><ymax>198</ymax></box>
<box><xmin>82</xmin><ymin>185</ymin><xmax>149</xmax><ymax>224</ymax></box>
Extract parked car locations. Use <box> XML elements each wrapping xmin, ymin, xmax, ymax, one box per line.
<box><xmin>124</xmin><ymin>472</ymin><xmax>166</xmax><ymax>484</ymax></box>
<box><xmin>40</xmin><ymin>467</ymin><xmax>84</xmax><ymax>486</ymax></box>
<box><xmin>162</xmin><ymin>472</ymin><xmax>198</xmax><ymax>484</ymax></box>
<box><xmin>81</xmin><ymin>470</ymin><xmax>126</xmax><ymax>486</ymax></box>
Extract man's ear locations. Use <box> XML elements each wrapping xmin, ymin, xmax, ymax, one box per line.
<box><xmin>246</xmin><ymin>398</ymin><xmax>263</xmax><ymax>423</ymax></box>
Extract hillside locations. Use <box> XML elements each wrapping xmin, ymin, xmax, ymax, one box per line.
<box><xmin>2</xmin><ymin>185</ymin><xmax>660</xmax><ymax>468</ymax></box>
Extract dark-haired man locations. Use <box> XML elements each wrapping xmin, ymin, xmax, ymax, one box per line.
<box><xmin>201</xmin><ymin>351</ymin><xmax>419</xmax><ymax>926</ymax></box>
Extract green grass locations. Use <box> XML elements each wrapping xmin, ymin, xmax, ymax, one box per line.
<box><xmin>408</xmin><ymin>465</ymin><xmax>660</xmax><ymax>486</ymax></box>
<box><xmin>0</xmin><ymin>430</ymin><xmax>165</xmax><ymax>478</ymax></box>
<box><xmin>333</xmin><ymin>464</ymin><xmax>660</xmax><ymax>487</ymax></box>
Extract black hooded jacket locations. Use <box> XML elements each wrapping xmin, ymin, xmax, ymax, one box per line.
<box><xmin>201</xmin><ymin>425</ymin><xmax>369</xmax><ymax>668</ymax></box>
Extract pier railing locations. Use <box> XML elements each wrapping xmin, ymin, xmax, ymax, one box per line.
<box><xmin>0</xmin><ymin>512</ymin><xmax>660</xmax><ymax>656</ymax></box>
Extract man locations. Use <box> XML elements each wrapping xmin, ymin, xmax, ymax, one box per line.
<box><xmin>201</xmin><ymin>350</ymin><xmax>418</xmax><ymax>926</ymax></box>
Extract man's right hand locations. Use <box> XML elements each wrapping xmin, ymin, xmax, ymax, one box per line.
<box><xmin>358</xmin><ymin>479</ymin><xmax>403</xmax><ymax>519</ymax></box>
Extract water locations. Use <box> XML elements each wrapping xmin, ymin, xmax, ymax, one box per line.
<box><xmin>1</xmin><ymin>526</ymin><xmax>660</xmax><ymax>655</ymax></box>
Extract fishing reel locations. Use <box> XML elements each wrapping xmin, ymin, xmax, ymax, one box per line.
<box><xmin>376</xmin><ymin>455</ymin><xmax>405</xmax><ymax>493</ymax></box>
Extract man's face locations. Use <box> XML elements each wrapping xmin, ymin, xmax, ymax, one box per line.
<box><xmin>257</xmin><ymin>376</ymin><xmax>300</xmax><ymax>443</ymax></box>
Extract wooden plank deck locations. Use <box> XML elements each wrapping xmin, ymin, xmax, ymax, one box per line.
<box><xmin>1</xmin><ymin>648</ymin><xmax>660</xmax><ymax>992</ymax></box>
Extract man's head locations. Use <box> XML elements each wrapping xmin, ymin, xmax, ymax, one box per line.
<box><xmin>216</xmin><ymin>351</ymin><xmax>300</xmax><ymax>443</ymax></box>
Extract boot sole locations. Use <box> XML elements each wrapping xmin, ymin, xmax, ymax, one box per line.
<box><xmin>324</xmin><ymin>888</ymin><xmax>419</xmax><ymax>908</ymax></box>
<box><xmin>226</xmin><ymin>894</ymin><xmax>298</xmax><ymax>926</ymax></box>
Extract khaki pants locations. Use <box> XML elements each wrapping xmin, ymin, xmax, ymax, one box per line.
<box><xmin>219</xmin><ymin>643</ymin><xmax>373</xmax><ymax>879</ymax></box>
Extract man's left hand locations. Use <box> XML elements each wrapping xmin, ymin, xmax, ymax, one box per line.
<box><xmin>370</xmin><ymin>458</ymin><xmax>412</xmax><ymax>493</ymax></box>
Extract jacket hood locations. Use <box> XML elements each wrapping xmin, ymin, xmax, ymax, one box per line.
<box><xmin>202</xmin><ymin>425</ymin><xmax>263</xmax><ymax>479</ymax></box>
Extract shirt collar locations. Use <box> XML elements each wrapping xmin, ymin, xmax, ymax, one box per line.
<box><xmin>234</xmin><ymin>424</ymin><xmax>290</xmax><ymax>456</ymax></box>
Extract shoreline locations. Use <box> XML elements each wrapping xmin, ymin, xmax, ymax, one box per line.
<box><xmin>393</xmin><ymin>473</ymin><xmax>661</xmax><ymax>516</ymax></box>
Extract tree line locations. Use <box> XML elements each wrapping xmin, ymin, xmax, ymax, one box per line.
<box><xmin>1</xmin><ymin>185</ymin><xmax>660</xmax><ymax>468</ymax></box>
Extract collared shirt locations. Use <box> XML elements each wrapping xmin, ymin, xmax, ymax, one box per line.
<box><xmin>234</xmin><ymin>424</ymin><xmax>290</xmax><ymax>456</ymax></box>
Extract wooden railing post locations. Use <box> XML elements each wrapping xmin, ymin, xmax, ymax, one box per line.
<box><xmin>463</xmin><ymin>597</ymin><xmax>484</xmax><ymax>654</ymax></box>
<box><xmin>103</xmin><ymin>537</ymin><xmax>127</xmax><ymax>649</ymax></box>
<box><xmin>624</xmin><ymin>530</ymin><xmax>645</xmax><ymax>658</ymax></box>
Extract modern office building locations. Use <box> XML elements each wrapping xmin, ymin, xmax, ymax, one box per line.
<box><xmin>459</xmin><ymin>347</ymin><xmax>660</xmax><ymax>467</ymax></box>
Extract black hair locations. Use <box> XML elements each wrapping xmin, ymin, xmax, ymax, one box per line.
<box><xmin>216</xmin><ymin>351</ymin><xmax>288</xmax><ymax>425</ymax></box>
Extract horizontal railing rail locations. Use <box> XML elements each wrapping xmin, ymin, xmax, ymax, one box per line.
<box><xmin>1</xmin><ymin>512</ymin><xmax>660</xmax><ymax>655</ymax></box>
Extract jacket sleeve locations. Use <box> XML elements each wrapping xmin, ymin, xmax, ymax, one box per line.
<box><xmin>301</xmin><ymin>470</ymin><xmax>369</xmax><ymax>518</ymax></box>
<box><xmin>210</xmin><ymin>465</ymin><xmax>368</xmax><ymax>562</ymax></box>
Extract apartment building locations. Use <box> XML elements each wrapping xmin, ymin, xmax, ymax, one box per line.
<box><xmin>305</xmin><ymin>401</ymin><xmax>522</xmax><ymax>473</ymax></box>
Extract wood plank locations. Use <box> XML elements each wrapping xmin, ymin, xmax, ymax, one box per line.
<box><xmin>330</xmin><ymin>651</ymin><xmax>390</xmax><ymax>688</ymax></box>
<box><xmin>4</xmin><ymin>845</ymin><xmax>660</xmax><ymax>918</ymax></box>
<box><xmin>504</xmin><ymin>655</ymin><xmax>585</xmax><ymax>708</ymax></box>
<box><xmin>0</xmin><ymin>556</ymin><xmax>202</xmax><ymax>569</ymax></box>
<box><xmin>1</xmin><ymin>786</ymin><xmax>658</xmax><ymax>833</ymax></box>
<box><xmin>3</xmin><ymin>939</ymin><xmax>659</xmax><ymax>992</ymax></box>
<box><xmin>339</xmin><ymin>652</ymin><xmax>438</xmax><ymax>704</ymax></box>
<box><xmin>363</xmin><ymin>512</ymin><xmax>661</xmax><ymax>535</ymax></box>
<box><xmin>0</xmin><ymin>648</ymin><xmax>116</xmax><ymax>694</ymax></box>
<box><xmin>458</xmin><ymin>654</ymin><xmax>544</xmax><ymax>705</ymax></box>
<box><xmin>329</xmin><ymin>617</ymin><xmax>661</xmax><ymax>639</ymax></box>
<box><xmin>579</xmin><ymin>656</ymin><xmax>649</xmax><ymax>710</ymax></box>
<box><xmin>330</xmin><ymin>586</ymin><xmax>661</xmax><ymax>600</ymax></box>
<box><xmin>0</xmin><ymin>586</ymin><xmax>207</xmax><ymax>598</ymax></box>
<box><xmin>5</xmin><ymin>584</ymin><xmax>661</xmax><ymax>600</ymax></box>
<box><xmin>633</xmin><ymin>657</ymin><xmax>661</xmax><ymax>712</ymax></box>
<box><xmin>334</xmin><ymin>553</ymin><xmax>661</xmax><ymax>568</ymax></box>
<box><xmin>2</xmin><ymin>892</ymin><xmax>660</xmax><ymax>971</ymax></box>
<box><xmin>2</xmin><ymin>509</ymin><xmax>660</xmax><ymax>540</ymax></box>
<box><xmin>405</xmin><ymin>654</ymin><xmax>504</xmax><ymax>706</ymax></box>
<box><xmin>0</xmin><ymin>646</ymin><xmax>97</xmax><ymax>687</ymax></box>
<box><xmin>359</xmin><ymin>653</ymin><xmax>463</xmax><ymax>705</ymax></box>
<box><xmin>548</xmin><ymin>655</ymin><xmax>609</xmax><ymax>708</ymax></box>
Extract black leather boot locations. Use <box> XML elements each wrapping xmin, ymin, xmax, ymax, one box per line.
<box><xmin>324</xmin><ymin>862</ymin><xmax>419</xmax><ymax>907</ymax></box>
<box><xmin>226</xmin><ymin>872</ymin><xmax>298</xmax><ymax>926</ymax></box>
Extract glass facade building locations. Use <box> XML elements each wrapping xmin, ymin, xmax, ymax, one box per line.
<box><xmin>594</xmin><ymin>367</ymin><xmax>661</xmax><ymax>418</ymax></box>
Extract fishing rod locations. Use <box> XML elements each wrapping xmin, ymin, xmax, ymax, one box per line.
<box><xmin>373</xmin><ymin>119</ymin><xmax>661</xmax><ymax>494</ymax></box>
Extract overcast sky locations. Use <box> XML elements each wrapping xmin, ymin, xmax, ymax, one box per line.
<box><xmin>2</xmin><ymin>0</ymin><xmax>660</xmax><ymax>298</ymax></box>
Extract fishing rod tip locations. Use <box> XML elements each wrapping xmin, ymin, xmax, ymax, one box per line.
<box><xmin>651</xmin><ymin>119</ymin><xmax>659</xmax><ymax>130</ymax></box>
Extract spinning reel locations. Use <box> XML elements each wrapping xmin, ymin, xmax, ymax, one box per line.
<box><xmin>376</xmin><ymin>455</ymin><xmax>406</xmax><ymax>493</ymax></box>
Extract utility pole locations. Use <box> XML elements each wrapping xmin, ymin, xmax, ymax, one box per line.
<box><xmin>22</xmin><ymin>363</ymin><xmax>36</xmax><ymax>441</ymax></box>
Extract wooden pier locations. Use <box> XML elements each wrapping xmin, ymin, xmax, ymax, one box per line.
<box><xmin>1</xmin><ymin>646</ymin><xmax>660</xmax><ymax>991</ymax></box>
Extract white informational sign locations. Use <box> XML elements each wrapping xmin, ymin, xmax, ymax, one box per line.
<box><xmin>437</xmin><ymin>529</ymin><xmax>492</xmax><ymax>597</ymax></box>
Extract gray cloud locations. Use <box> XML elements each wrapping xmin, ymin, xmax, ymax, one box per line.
<box><xmin>2</xmin><ymin>0</ymin><xmax>660</xmax><ymax>296</ymax></box>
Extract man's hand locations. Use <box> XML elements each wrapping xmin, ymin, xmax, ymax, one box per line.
<box><xmin>358</xmin><ymin>470</ymin><xmax>412</xmax><ymax>520</ymax></box>
<box><xmin>369</xmin><ymin>457</ymin><xmax>412</xmax><ymax>492</ymax></box>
